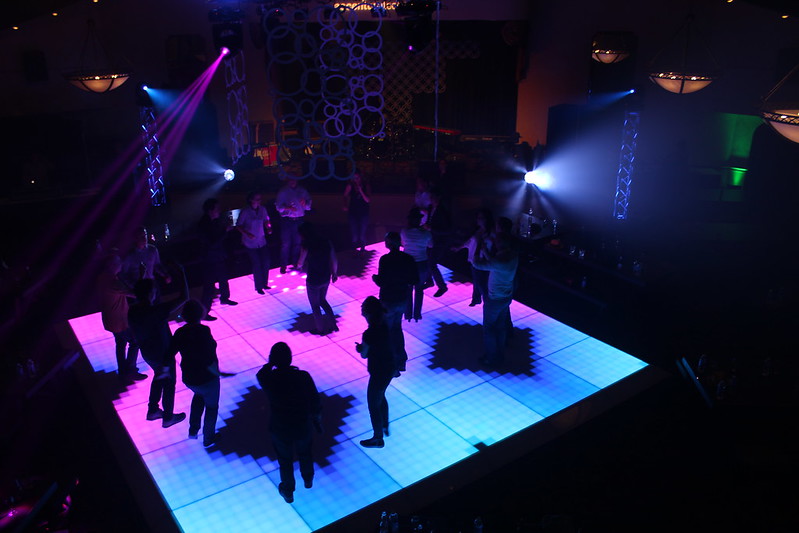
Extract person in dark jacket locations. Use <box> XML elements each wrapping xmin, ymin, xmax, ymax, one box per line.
<box><xmin>356</xmin><ymin>296</ymin><xmax>395</xmax><ymax>449</ymax></box>
<box><xmin>198</xmin><ymin>198</ymin><xmax>238</xmax><ymax>321</ymax></box>
<box><xmin>168</xmin><ymin>299</ymin><xmax>232</xmax><ymax>447</ymax></box>
<box><xmin>256</xmin><ymin>342</ymin><xmax>322</xmax><ymax>504</ymax></box>
<box><xmin>371</xmin><ymin>232</ymin><xmax>418</xmax><ymax>375</ymax></box>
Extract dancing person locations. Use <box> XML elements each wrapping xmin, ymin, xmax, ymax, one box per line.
<box><xmin>237</xmin><ymin>191</ymin><xmax>273</xmax><ymax>295</ymax></box>
<box><xmin>356</xmin><ymin>296</ymin><xmax>395</xmax><ymax>449</ymax></box>
<box><xmin>128</xmin><ymin>263</ymin><xmax>189</xmax><ymax>427</ymax></box>
<box><xmin>97</xmin><ymin>252</ymin><xmax>146</xmax><ymax>383</ymax></box>
<box><xmin>198</xmin><ymin>198</ymin><xmax>238</xmax><ymax>321</ymax></box>
<box><xmin>414</xmin><ymin>176</ymin><xmax>432</xmax><ymax>226</ymax></box>
<box><xmin>343</xmin><ymin>170</ymin><xmax>371</xmax><ymax>252</ymax></box>
<box><xmin>425</xmin><ymin>187</ymin><xmax>452</xmax><ymax>297</ymax></box>
<box><xmin>168</xmin><ymin>299</ymin><xmax>233</xmax><ymax>447</ymax></box>
<box><xmin>372</xmin><ymin>232</ymin><xmax>418</xmax><ymax>376</ymax></box>
<box><xmin>297</xmin><ymin>222</ymin><xmax>338</xmax><ymax>335</ymax></box>
<box><xmin>257</xmin><ymin>342</ymin><xmax>322</xmax><ymax>504</ymax></box>
<box><xmin>400</xmin><ymin>207</ymin><xmax>432</xmax><ymax>322</ymax></box>
<box><xmin>120</xmin><ymin>226</ymin><xmax>171</xmax><ymax>298</ymax></box>
<box><xmin>452</xmin><ymin>208</ymin><xmax>495</xmax><ymax>307</ymax></box>
<box><xmin>275</xmin><ymin>177</ymin><xmax>312</xmax><ymax>273</ymax></box>
<box><xmin>472</xmin><ymin>233</ymin><xmax>519</xmax><ymax>369</ymax></box>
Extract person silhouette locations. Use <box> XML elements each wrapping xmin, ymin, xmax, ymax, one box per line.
<box><xmin>356</xmin><ymin>296</ymin><xmax>395</xmax><ymax>448</ymax></box>
<box><xmin>372</xmin><ymin>232</ymin><xmax>418</xmax><ymax>375</ymax></box>
<box><xmin>128</xmin><ymin>264</ymin><xmax>189</xmax><ymax>427</ymax></box>
<box><xmin>257</xmin><ymin>342</ymin><xmax>322</xmax><ymax>504</ymax></box>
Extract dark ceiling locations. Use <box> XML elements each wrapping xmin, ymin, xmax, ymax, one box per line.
<box><xmin>2</xmin><ymin>0</ymin><xmax>798</xmax><ymax>32</ymax></box>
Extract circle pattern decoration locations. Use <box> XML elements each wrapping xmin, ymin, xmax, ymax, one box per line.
<box><xmin>225</xmin><ymin>51</ymin><xmax>251</xmax><ymax>166</ymax></box>
<box><xmin>263</xmin><ymin>3</ymin><xmax>384</xmax><ymax>180</ymax></box>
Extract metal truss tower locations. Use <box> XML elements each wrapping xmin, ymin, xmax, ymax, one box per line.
<box><xmin>139</xmin><ymin>106</ymin><xmax>165</xmax><ymax>206</ymax></box>
<box><xmin>613</xmin><ymin>110</ymin><xmax>639</xmax><ymax>220</ymax></box>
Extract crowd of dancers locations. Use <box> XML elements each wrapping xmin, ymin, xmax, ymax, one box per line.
<box><xmin>94</xmin><ymin>173</ymin><xmax>518</xmax><ymax>504</ymax></box>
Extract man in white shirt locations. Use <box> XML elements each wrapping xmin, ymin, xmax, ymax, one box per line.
<box><xmin>275</xmin><ymin>178</ymin><xmax>311</xmax><ymax>274</ymax></box>
<box><xmin>237</xmin><ymin>191</ymin><xmax>273</xmax><ymax>295</ymax></box>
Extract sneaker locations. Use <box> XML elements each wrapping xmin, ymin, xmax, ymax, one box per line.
<box><xmin>256</xmin><ymin>288</ymin><xmax>265</xmax><ymax>295</ymax></box>
<box><xmin>203</xmin><ymin>314</ymin><xmax>218</xmax><ymax>321</ymax></box>
<box><xmin>359</xmin><ymin>437</ymin><xmax>384</xmax><ymax>448</ymax></box>
<box><xmin>304</xmin><ymin>478</ymin><xmax>313</xmax><ymax>489</ymax></box>
<box><xmin>203</xmin><ymin>434</ymin><xmax>217</xmax><ymax>447</ymax></box>
<box><xmin>130</xmin><ymin>372</ymin><xmax>149</xmax><ymax>381</ymax></box>
<box><xmin>188</xmin><ymin>432</ymin><xmax>199</xmax><ymax>440</ymax></box>
<box><xmin>263</xmin><ymin>285</ymin><xmax>272</xmax><ymax>290</ymax></box>
<box><xmin>162</xmin><ymin>412</ymin><xmax>186</xmax><ymax>428</ymax></box>
<box><xmin>383</xmin><ymin>425</ymin><xmax>390</xmax><ymax>437</ymax></box>
<box><xmin>146</xmin><ymin>409</ymin><xmax>164</xmax><ymax>421</ymax></box>
<box><xmin>280</xmin><ymin>266</ymin><xmax>287</xmax><ymax>274</ymax></box>
<box><xmin>278</xmin><ymin>484</ymin><xmax>294</xmax><ymax>503</ymax></box>
<box><xmin>220</xmin><ymin>298</ymin><xmax>238</xmax><ymax>306</ymax></box>
<box><xmin>433</xmin><ymin>286</ymin><xmax>448</xmax><ymax>297</ymax></box>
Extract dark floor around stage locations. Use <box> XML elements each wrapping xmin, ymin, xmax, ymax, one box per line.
<box><xmin>3</xmin><ymin>224</ymin><xmax>799</xmax><ymax>533</ymax></box>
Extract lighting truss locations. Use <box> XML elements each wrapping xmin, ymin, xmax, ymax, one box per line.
<box><xmin>612</xmin><ymin>110</ymin><xmax>639</xmax><ymax>220</ymax></box>
<box><xmin>140</xmin><ymin>106</ymin><xmax>166</xmax><ymax>206</ymax></box>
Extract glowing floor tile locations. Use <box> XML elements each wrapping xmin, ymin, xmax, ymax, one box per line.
<box><xmin>544</xmin><ymin>337</ymin><xmax>648</xmax><ymax>389</ymax></box>
<box><xmin>324</xmin><ymin>375</ymin><xmax>422</xmax><ymax>441</ymax></box>
<box><xmin>172</xmin><ymin>475</ymin><xmax>312</xmax><ymax>533</ymax></box>
<box><xmin>290</xmin><ymin>343</ymin><xmax>369</xmax><ymax>392</ymax></box>
<box><xmin>426</xmin><ymin>382</ymin><xmax>543</xmax><ymax>446</ymax></box>
<box><xmin>390</xmin><ymin>352</ymin><xmax>489</xmax><ymax>408</ymax></box>
<box><xmin>516</xmin><ymin>312</ymin><xmax>590</xmax><ymax>358</ymax></box>
<box><xmin>79</xmin><ymin>335</ymin><xmax>119</xmax><ymax>374</ymax></box>
<box><xmin>144</xmin><ymin>439</ymin><xmax>264</xmax><ymax>509</ymax></box>
<box><xmin>239</xmin><ymin>321</ymin><xmax>335</xmax><ymax>358</ymax></box>
<box><xmin>324</xmin><ymin>300</ymin><xmax>369</xmax><ymax>340</ymax></box>
<box><xmin>487</xmin><ymin>358</ymin><xmax>599</xmax><ymax>417</ymax></box>
<box><xmin>214</xmin><ymin>295</ymin><xmax>293</xmax><ymax>334</ymax></box>
<box><xmin>68</xmin><ymin>313</ymin><xmax>107</xmax><ymax>345</ymax></box>
<box><xmin>215</xmin><ymin>334</ymin><xmax>269</xmax><ymax>374</ymax></box>
<box><xmin>116</xmin><ymin>387</ymin><xmax>198</xmax><ymax>455</ymax></box>
<box><xmin>358</xmin><ymin>409</ymin><xmax>475</xmax><ymax>487</ymax></box>
<box><xmin>180</xmin><ymin>313</ymin><xmax>238</xmax><ymax>340</ymax></box>
<box><xmin>266</xmin><ymin>440</ymin><xmax>402</xmax><ymax>530</ymax></box>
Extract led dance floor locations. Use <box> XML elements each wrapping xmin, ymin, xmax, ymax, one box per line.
<box><xmin>66</xmin><ymin>243</ymin><xmax>657</xmax><ymax>532</ymax></box>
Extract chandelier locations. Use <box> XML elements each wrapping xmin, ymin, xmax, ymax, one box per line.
<box><xmin>64</xmin><ymin>19</ymin><xmax>130</xmax><ymax>93</ymax></box>
<box><xmin>648</xmin><ymin>14</ymin><xmax>719</xmax><ymax>94</ymax></box>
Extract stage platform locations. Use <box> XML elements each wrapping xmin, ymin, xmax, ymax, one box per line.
<box><xmin>64</xmin><ymin>243</ymin><xmax>662</xmax><ymax>532</ymax></box>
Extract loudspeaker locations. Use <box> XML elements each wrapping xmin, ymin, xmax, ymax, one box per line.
<box><xmin>212</xmin><ymin>22</ymin><xmax>244</xmax><ymax>55</ymax></box>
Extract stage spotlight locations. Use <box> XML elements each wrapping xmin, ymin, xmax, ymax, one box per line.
<box><xmin>524</xmin><ymin>169</ymin><xmax>552</xmax><ymax>190</ymax></box>
<box><xmin>220</xmin><ymin>47</ymin><xmax>230</xmax><ymax>56</ymax></box>
<box><xmin>142</xmin><ymin>84</ymin><xmax>149</xmax><ymax>91</ymax></box>
<box><xmin>223</xmin><ymin>169</ymin><xmax>235</xmax><ymax>181</ymax></box>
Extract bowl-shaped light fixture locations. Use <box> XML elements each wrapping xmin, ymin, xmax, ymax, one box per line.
<box><xmin>649</xmin><ymin>71</ymin><xmax>715</xmax><ymax>94</ymax></box>
<box><xmin>591</xmin><ymin>32</ymin><xmax>634</xmax><ymax>64</ymax></box>
<box><xmin>648</xmin><ymin>14</ymin><xmax>719</xmax><ymax>95</ymax></box>
<box><xmin>760</xmin><ymin>62</ymin><xmax>799</xmax><ymax>143</ymax></box>
<box><xmin>65</xmin><ymin>70</ymin><xmax>130</xmax><ymax>93</ymax></box>
<box><xmin>762</xmin><ymin>109</ymin><xmax>799</xmax><ymax>143</ymax></box>
<box><xmin>64</xmin><ymin>19</ymin><xmax>131</xmax><ymax>93</ymax></box>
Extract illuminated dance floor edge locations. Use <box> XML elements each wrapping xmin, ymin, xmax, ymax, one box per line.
<box><xmin>65</xmin><ymin>243</ymin><xmax>661</xmax><ymax>532</ymax></box>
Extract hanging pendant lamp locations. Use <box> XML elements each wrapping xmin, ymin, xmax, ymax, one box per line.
<box><xmin>648</xmin><ymin>14</ymin><xmax>719</xmax><ymax>94</ymax></box>
<box><xmin>64</xmin><ymin>19</ymin><xmax>130</xmax><ymax>93</ymax></box>
<box><xmin>760</xmin><ymin>61</ymin><xmax>799</xmax><ymax>143</ymax></box>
